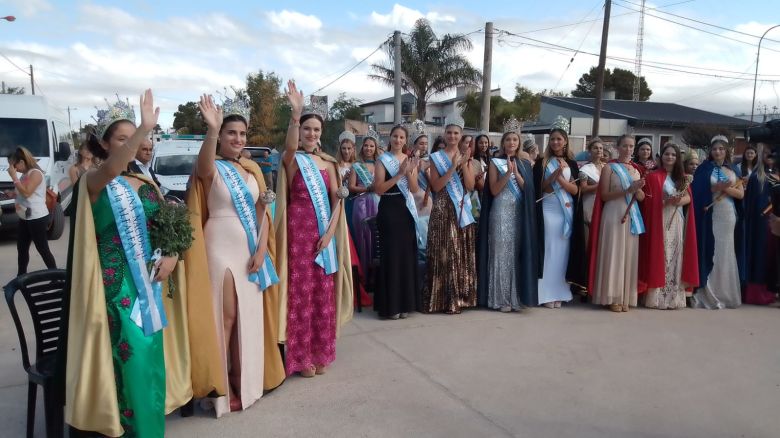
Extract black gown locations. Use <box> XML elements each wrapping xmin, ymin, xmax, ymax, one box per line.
<box><xmin>374</xmin><ymin>173</ymin><xmax>420</xmax><ymax>317</ymax></box>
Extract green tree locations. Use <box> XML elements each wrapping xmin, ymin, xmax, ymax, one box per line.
<box><xmin>571</xmin><ymin>67</ymin><xmax>652</xmax><ymax>101</ymax></box>
<box><xmin>369</xmin><ymin>18</ymin><xmax>482</xmax><ymax>121</ymax></box>
<box><xmin>329</xmin><ymin>93</ymin><xmax>363</xmax><ymax>120</ymax></box>
<box><xmin>172</xmin><ymin>101</ymin><xmax>206</xmax><ymax>134</ymax></box>
<box><xmin>245</xmin><ymin>70</ymin><xmax>285</xmax><ymax>147</ymax></box>
<box><xmin>0</xmin><ymin>85</ymin><xmax>24</xmax><ymax>94</ymax></box>
<box><xmin>459</xmin><ymin>84</ymin><xmax>568</xmax><ymax>131</ymax></box>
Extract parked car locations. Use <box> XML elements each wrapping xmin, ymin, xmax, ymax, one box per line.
<box><xmin>151</xmin><ymin>140</ymin><xmax>201</xmax><ymax>200</ymax></box>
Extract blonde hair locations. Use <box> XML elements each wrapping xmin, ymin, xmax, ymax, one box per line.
<box><xmin>8</xmin><ymin>146</ymin><xmax>41</xmax><ymax>172</ymax></box>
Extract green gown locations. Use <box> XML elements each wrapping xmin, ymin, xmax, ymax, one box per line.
<box><xmin>93</xmin><ymin>180</ymin><xmax>165</xmax><ymax>437</ymax></box>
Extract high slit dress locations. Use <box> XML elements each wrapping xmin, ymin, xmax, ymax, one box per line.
<box><xmin>204</xmin><ymin>171</ymin><xmax>264</xmax><ymax>417</ymax></box>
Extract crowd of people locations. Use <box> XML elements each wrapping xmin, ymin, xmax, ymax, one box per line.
<box><xmin>17</xmin><ymin>83</ymin><xmax>772</xmax><ymax>437</ymax></box>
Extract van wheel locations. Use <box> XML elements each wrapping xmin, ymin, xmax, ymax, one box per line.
<box><xmin>47</xmin><ymin>203</ymin><xmax>65</xmax><ymax>240</ymax></box>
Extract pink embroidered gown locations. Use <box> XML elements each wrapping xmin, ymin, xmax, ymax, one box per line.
<box><xmin>286</xmin><ymin>169</ymin><xmax>337</xmax><ymax>375</ymax></box>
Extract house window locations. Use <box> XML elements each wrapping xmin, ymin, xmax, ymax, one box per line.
<box><xmin>660</xmin><ymin>135</ymin><xmax>673</xmax><ymax>148</ymax></box>
<box><xmin>402</xmin><ymin>102</ymin><xmax>413</xmax><ymax>115</ymax></box>
<box><xmin>433</xmin><ymin>117</ymin><xmax>442</xmax><ymax>125</ymax></box>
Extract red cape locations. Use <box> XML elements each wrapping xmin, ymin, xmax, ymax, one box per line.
<box><xmin>637</xmin><ymin>169</ymin><xmax>699</xmax><ymax>292</ymax></box>
<box><xmin>587</xmin><ymin>160</ymin><xmax>645</xmax><ymax>294</ymax></box>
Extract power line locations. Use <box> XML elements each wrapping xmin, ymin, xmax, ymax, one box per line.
<box><xmin>308</xmin><ymin>35</ymin><xmax>391</xmax><ymax>97</ymax></box>
<box><xmin>553</xmin><ymin>1</ymin><xmax>604</xmax><ymax>90</ymax></box>
<box><xmin>0</xmin><ymin>51</ymin><xmax>30</xmax><ymax>76</ymax></box>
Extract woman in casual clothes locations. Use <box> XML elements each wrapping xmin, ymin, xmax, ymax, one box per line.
<box><xmin>424</xmin><ymin>116</ymin><xmax>477</xmax><ymax>314</ymax></box>
<box><xmin>579</xmin><ymin>138</ymin><xmax>605</xmax><ymax>247</ymax></box>
<box><xmin>348</xmin><ymin>131</ymin><xmax>380</xmax><ymax>277</ymax></box>
<box><xmin>691</xmin><ymin>135</ymin><xmax>745</xmax><ymax>309</ymax></box>
<box><xmin>639</xmin><ymin>142</ymin><xmax>699</xmax><ymax>309</ymax></box>
<box><xmin>275</xmin><ymin>81</ymin><xmax>353</xmax><ymax>377</ymax></box>
<box><xmin>374</xmin><ymin>125</ymin><xmax>421</xmax><ymax>319</ymax></box>
<box><xmin>7</xmin><ymin>146</ymin><xmax>57</xmax><ymax>276</ymax></box>
<box><xmin>68</xmin><ymin>142</ymin><xmax>96</xmax><ymax>185</ymax></box>
<box><xmin>589</xmin><ymin>134</ymin><xmax>646</xmax><ymax>312</ymax></box>
<box><xmin>532</xmin><ymin>126</ymin><xmax>582</xmax><ymax>308</ymax></box>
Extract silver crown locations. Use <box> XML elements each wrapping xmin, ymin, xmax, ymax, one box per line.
<box><xmin>710</xmin><ymin>134</ymin><xmax>730</xmax><ymax>145</ymax></box>
<box><xmin>339</xmin><ymin>131</ymin><xmax>356</xmax><ymax>144</ymax></box>
<box><xmin>503</xmin><ymin>115</ymin><xmax>523</xmax><ymax>134</ymax></box>
<box><xmin>218</xmin><ymin>89</ymin><xmax>251</xmax><ymax>123</ymax></box>
<box><xmin>550</xmin><ymin>115</ymin><xmax>570</xmax><ymax>134</ymax></box>
<box><xmin>302</xmin><ymin>96</ymin><xmax>328</xmax><ymax>121</ymax></box>
<box><xmin>445</xmin><ymin>113</ymin><xmax>465</xmax><ymax>130</ymax></box>
<box><xmin>411</xmin><ymin>119</ymin><xmax>427</xmax><ymax>143</ymax></box>
<box><xmin>93</xmin><ymin>95</ymin><xmax>136</xmax><ymax>139</ymax></box>
<box><xmin>637</xmin><ymin>137</ymin><xmax>653</xmax><ymax>147</ymax></box>
<box><xmin>364</xmin><ymin>126</ymin><xmax>380</xmax><ymax>145</ymax></box>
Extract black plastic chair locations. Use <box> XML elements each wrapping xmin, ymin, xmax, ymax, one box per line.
<box><xmin>4</xmin><ymin>269</ymin><xmax>67</xmax><ymax>438</ymax></box>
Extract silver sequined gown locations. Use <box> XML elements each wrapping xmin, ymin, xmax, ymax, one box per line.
<box><xmin>486</xmin><ymin>183</ymin><xmax>521</xmax><ymax>309</ymax></box>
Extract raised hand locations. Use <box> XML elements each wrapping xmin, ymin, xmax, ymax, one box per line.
<box><xmin>507</xmin><ymin>158</ymin><xmax>516</xmax><ymax>175</ymax></box>
<box><xmin>285</xmin><ymin>80</ymin><xmax>304</xmax><ymax>117</ymax></box>
<box><xmin>198</xmin><ymin>94</ymin><xmax>223</xmax><ymax>131</ymax></box>
<box><xmin>139</xmin><ymin>89</ymin><xmax>160</xmax><ymax>132</ymax></box>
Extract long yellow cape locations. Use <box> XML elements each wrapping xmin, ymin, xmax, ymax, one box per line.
<box><xmin>65</xmin><ymin>174</ymin><xmax>192</xmax><ymax>437</ymax></box>
<box><xmin>184</xmin><ymin>157</ymin><xmax>285</xmax><ymax>392</ymax></box>
<box><xmin>274</xmin><ymin>152</ymin><xmax>353</xmax><ymax>342</ymax></box>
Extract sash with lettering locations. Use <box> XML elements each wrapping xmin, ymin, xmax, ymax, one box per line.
<box><xmin>378</xmin><ymin>152</ymin><xmax>423</xmax><ymax>244</ymax></box>
<box><xmin>215</xmin><ymin>160</ymin><xmax>279</xmax><ymax>290</ymax></box>
<box><xmin>294</xmin><ymin>152</ymin><xmax>339</xmax><ymax>275</ymax></box>
<box><xmin>106</xmin><ymin>176</ymin><xmax>167</xmax><ymax>336</ymax></box>
<box><xmin>430</xmin><ymin>150</ymin><xmax>475</xmax><ymax>228</ymax></box>
<box><xmin>609</xmin><ymin>162</ymin><xmax>646</xmax><ymax>235</ymax></box>
<box><xmin>711</xmin><ymin>166</ymin><xmax>734</xmax><ymax>207</ymax></box>
<box><xmin>352</xmin><ymin>161</ymin><xmax>373</xmax><ymax>189</ymax></box>
<box><xmin>491</xmin><ymin>157</ymin><xmax>523</xmax><ymax>200</ymax></box>
<box><xmin>544</xmin><ymin>159</ymin><xmax>574</xmax><ymax>238</ymax></box>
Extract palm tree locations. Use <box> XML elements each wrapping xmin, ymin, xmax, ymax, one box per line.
<box><xmin>369</xmin><ymin>18</ymin><xmax>482</xmax><ymax>122</ymax></box>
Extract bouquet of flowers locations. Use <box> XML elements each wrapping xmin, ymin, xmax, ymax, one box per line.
<box><xmin>149</xmin><ymin>200</ymin><xmax>194</xmax><ymax>296</ymax></box>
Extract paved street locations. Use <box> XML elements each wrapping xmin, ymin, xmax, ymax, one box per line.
<box><xmin>0</xmin><ymin>228</ymin><xmax>779</xmax><ymax>437</ymax></box>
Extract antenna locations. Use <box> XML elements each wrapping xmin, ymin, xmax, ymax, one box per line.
<box><xmin>633</xmin><ymin>0</ymin><xmax>646</xmax><ymax>101</ymax></box>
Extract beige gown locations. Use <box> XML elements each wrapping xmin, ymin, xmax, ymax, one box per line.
<box><xmin>204</xmin><ymin>171</ymin><xmax>264</xmax><ymax>417</ymax></box>
<box><xmin>592</xmin><ymin>165</ymin><xmax>640</xmax><ymax>307</ymax></box>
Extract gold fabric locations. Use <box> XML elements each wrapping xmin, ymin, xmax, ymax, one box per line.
<box><xmin>162</xmin><ymin>260</ymin><xmax>193</xmax><ymax>413</ymax></box>
<box><xmin>423</xmin><ymin>193</ymin><xmax>478</xmax><ymax>313</ymax></box>
<box><xmin>185</xmin><ymin>157</ymin><xmax>285</xmax><ymax>391</ymax></box>
<box><xmin>274</xmin><ymin>152</ymin><xmax>353</xmax><ymax>342</ymax></box>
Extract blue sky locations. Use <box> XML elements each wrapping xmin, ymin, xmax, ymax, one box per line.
<box><xmin>1</xmin><ymin>0</ymin><xmax>779</xmax><ymax>129</ymax></box>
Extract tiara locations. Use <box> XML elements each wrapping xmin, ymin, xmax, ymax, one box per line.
<box><xmin>302</xmin><ymin>96</ymin><xmax>328</xmax><ymax>120</ymax></box>
<box><xmin>410</xmin><ymin>119</ymin><xmax>427</xmax><ymax>143</ymax></box>
<box><xmin>217</xmin><ymin>88</ymin><xmax>251</xmax><ymax>123</ymax></box>
<box><xmin>521</xmin><ymin>133</ymin><xmax>536</xmax><ymax>149</ymax></box>
<box><xmin>710</xmin><ymin>134</ymin><xmax>730</xmax><ymax>145</ymax></box>
<box><xmin>503</xmin><ymin>115</ymin><xmax>523</xmax><ymax>134</ymax></box>
<box><xmin>363</xmin><ymin>126</ymin><xmax>380</xmax><ymax>145</ymax></box>
<box><xmin>445</xmin><ymin>113</ymin><xmax>465</xmax><ymax>130</ymax></box>
<box><xmin>637</xmin><ymin>137</ymin><xmax>653</xmax><ymax>147</ymax></box>
<box><xmin>93</xmin><ymin>95</ymin><xmax>135</xmax><ymax>139</ymax></box>
<box><xmin>550</xmin><ymin>115</ymin><xmax>570</xmax><ymax>134</ymax></box>
<box><xmin>339</xmin><ymin>130</ymin><xmax>356</xmax><ymax>144</ymax></box>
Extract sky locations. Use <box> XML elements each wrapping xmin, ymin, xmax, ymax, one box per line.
<box><xmin>1</xmin><ymin>0</ymin><xmax>779</xmax><ymax>131</ymax></box>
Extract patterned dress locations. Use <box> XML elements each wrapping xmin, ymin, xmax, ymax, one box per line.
<box><xmin>93</xmin><ymin>180</ymin><xmax>165</xmax><ymax>437</ymax></box>
<box><xmin>286</xmin><ymin>170</ymin><xmax>337</xmax><ymax>375</ymax></box>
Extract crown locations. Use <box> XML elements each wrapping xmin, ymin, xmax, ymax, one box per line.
<box><xmin>637</xmin><ymin>137</ymin><xmax>653</xmax><ymax>147</ymax></box>
<box><xmin>93</xmin><ymin>95</ymin><xmax>135</xmax><ymax>139</ymax></box>
<box><xmin>410</xmin><ymin>119</ymin><xmax>427</xmax><ymax>143</ymax></box>
<box><xmin>710</xmin><ymin>134</ymin><xmax>730</xmax><ymax>145</ymax></box>
<box><xmin>302</xmin><ymin>96</ymin><xmax>328</xmax><ymax>121</ymax></box>
<box><xmin>521</xmin><ymin>133</ymin><xmax>536</xmax><ymax>149</ymax></box>
<box><xmin>363</xmin><ymin>126</ymin><xmax>380</xmax><ymax>145</ymax></box>
<box><xmin>445</xmin><ymin>113</ymin><xmax>465</xmax><ymax>130</ymax></box>
<box><xmin>218</xmin><ymin>88</ymin><xmax>251</xmax><ymax>123</ymax></box>
<box><xmin>550</xmin><ymin>115</ymin><xmax>570</xmax><ymax>134</ymax></box>
<box><xmin>503</xmin><ymin>115</ymin><xmax>523</xmax><ymax>134</ymax></box>
<box><xmin>339</xmin><ymin>131</ymin><xmax>356</xmax><ymax>144</ymax></box>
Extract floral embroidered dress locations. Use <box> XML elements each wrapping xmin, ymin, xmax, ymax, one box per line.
<box><xmin>93</xmin><ymin>180</ymin><xmax>165</xmax><ymax>437</ymax></box>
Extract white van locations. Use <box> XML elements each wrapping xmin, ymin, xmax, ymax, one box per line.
<box><xmin>0</xmin><ymin>95</ymin><xmax>71</xmax><ymax>239</ymax></box>
<box><xmin>151</xmin><ymin>140</ymin><xmax>201</xmax><ymax>201</ymax></box>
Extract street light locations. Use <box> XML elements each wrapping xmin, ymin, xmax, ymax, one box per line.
<box><xmin>1</xmin><ymin>16</ymin><xmax>15</xmax><ymax>22</ymax></box>
<box><xmin>751</xmin><ymin>24</ymin><xmax>780</xmax><ymax>124</ymax></box>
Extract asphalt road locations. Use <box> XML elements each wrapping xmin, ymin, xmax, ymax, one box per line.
<box><xmin>0</xmin><ymin>228</ymin><xmax>779</xmax><ymax>437</ymax></box>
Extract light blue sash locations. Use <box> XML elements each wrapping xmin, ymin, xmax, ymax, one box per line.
<box><xmin>544</xmin><ymin>159</ymin><xmax>574</xmax><ymax>238</ymax></box>
<box><xmin>294</xmin><ymin>153</ymin><xmax>338</xmax><ymax>275</ymax></box>
<box><xmin>710</xmin><ymin>166</ymin><xmax>734</xmax><ymax>207</ymax></box>
<box><xmin>353</xmin><ymin>162</ymin><xmax>373</xmax><ymax>189</ymax></box>
<box><xmin>491</xmin><ymin>158</ymin><xmax>522</xmax><ymax>200</ymax></box>
<box><xmin>417</xmin><ymin>169</ymin><xmax>428</xmax><ymax>192</ymax></box>
<box><xmin>609</xmin><ymin>163</ymin><xmax>646</xmax><ymax>235</ymax></box>
<box><xmin>430</xmin><ymin>150</ymin><xmax>475</xmax><ymax>228</ymax></box>
<box><xmin>215</xmin><ymin>161</ymin><xmax>279</xmax><ymax>291</ymax></box>
<box><xmin>378</xmin><ymin>152</ymin><xmax>423</xmax><ymax>245</ymax></box>
<box><xmin>106</xmin><ymin>177</ymin><xmax>167</xmax><ymax>336</ymax></box>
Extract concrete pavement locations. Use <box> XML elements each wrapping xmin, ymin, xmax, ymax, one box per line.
<box><xmin>1</xmin><ymin>228</ymin><xmax>779</xmax><ymax>437</ymax></box>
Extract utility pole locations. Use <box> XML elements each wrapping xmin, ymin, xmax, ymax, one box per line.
<box><xmin>67</xmin><ymin>106</ymin><xmax>77</xmax><ymax>133</ymax></box>
<box><xmin>632</xmin><ymin>0</ymin><xmax>646</xmax><ymax>102</ymax></box>
<box><xmin>481</xmin><ymin>22</ymin><xmax>494</xmax><ymax>132</ymax></box>
<box><xmin>1</xmin><ymin>81</ymin><xmax>5</xmax><ymax>93</ymax></box>
<box><xmin>592</xmin><ymin>0</ymin><xmax>611</xmax><ymax>137</ymax></box>
<box><xmin>751</xmin><ymin>24</ymin><xmax>780</xmax><ymax>124</ymax></box>
<box><xmin>29</xmin><ymin>64</ymin><xmax>35</xmax><ymax>95</ymax></box>
<box><xmin>393</xmin><ymin>30</ymin><xmax>402</xmax><ymax>125</ymax></box>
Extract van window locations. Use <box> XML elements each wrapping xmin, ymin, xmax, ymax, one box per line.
<box><xmin>154</xmin><ymin>154</ymin><xmax>198</xmax><ymax>176</ymax></box>
<box><xmin>0</xmin><ymin>118</ymin><xmax>49</xmax><ymax>157</ymax></box>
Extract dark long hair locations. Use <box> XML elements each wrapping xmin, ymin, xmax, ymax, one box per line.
<box><xmin>474</xmin><ymin>134</ymin><xmax>490</xmax><ymax>161</ymax></box>
<box><xmin>86</xmin><ymin>120</ymin><xmax>134</xmax><ymax>160</ymax></box>
<box><xmin>740</xmin><ymin>144</ymin><xmax>758</xmax><ymax>176</ymax></box>
<box><xmin>431</xmin><ymin>135</ymin><xmax>446</xmax><ymax>153</ymax></box>
<box><xmin>660</xmin><ymin>142</ymin><xmax>687</xmax><ymax>191</ymax></box>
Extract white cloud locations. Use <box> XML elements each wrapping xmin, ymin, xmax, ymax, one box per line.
<box><xmin>266</xmin><ymin>10</ymin><xmax>322</xmax><ymax>34</ymax></box>
<box><xmin>3</xmin><ymin>0</ymin><xmax>53</xmax><ymax>17</ymax></box>
<box><xmin>370</xmin><ymin>4</ymin><xmax>456</xmax><ymax>29</ymax></box>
